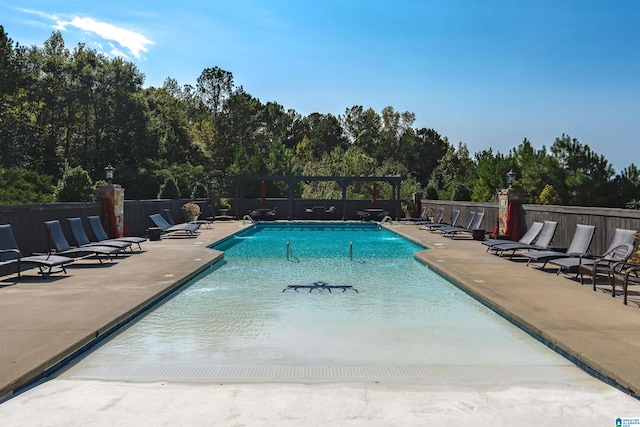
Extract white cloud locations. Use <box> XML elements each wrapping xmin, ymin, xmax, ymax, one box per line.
<box><xmin>22</xmin><ymin>9</ymin><xmax>153</xmax><ymax>59</ymax></box>
<box><xmin>108</xmin><ymin>43</ymin><xmax>129</xmax><ymax>59</ymax></box>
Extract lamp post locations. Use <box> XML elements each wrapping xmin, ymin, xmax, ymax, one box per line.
<box><xmin>506</xmin><ymin>169</ymin><xmax>516</xmax><ymax>188</ymax></box>
<box><xmin>105</xmin><ymin>163</ymin><xmax>114</xmax><ymax>185</ymax></box>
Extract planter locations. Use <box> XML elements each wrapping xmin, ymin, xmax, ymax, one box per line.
<box><xmin>189</xmin><ymin>215</ymin><xmax>198</xmax><ymax>222</ymax></box>
<box><xmin>218</xmin><ymin>209</ymin><xmax>229</xmax><ymax>216</ymax></box>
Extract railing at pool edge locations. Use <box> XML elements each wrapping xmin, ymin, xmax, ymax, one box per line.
<box><xmin>242</xmin><ymin>214</ymin><xmax>255</xmax><ymax>225</ymax></box>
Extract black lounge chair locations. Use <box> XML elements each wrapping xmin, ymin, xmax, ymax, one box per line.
<box><xmin>440</xmin><ymin>211</ymin><xmax>474</xmax><ymax>234</ymax></box>
<box><xmin>482</xmin><ymin>222</ymin><xmax>544</xmax><ymax>252</ymax></box>
<box><xmin>68</xmin><ymin>217</ymin><xmax>133</xmax><ymax>252</ymax></box>
<box><xmin>549</xmin><ymin>228</ymin><xmax>637</xmax><ymax>280</ymax></box>
<box><xmin>181</xmin><ymin>206</ymin><xmax>213</xmax><ymax>228</ymax></box>
<box><xmin>488</xmin><ymin>220</ymin><xmax>558</xmax><ymax>257</ymax></box>
<box><xmin>400</xmin><ymin>206</ymin><xmax>427</xmax><ymax>222</ymax></box>
<box><xmin>163</xmin><ymin>209</ymin><xmax>200</xmax><ymax>231</ymax></box>
<box><xmin>522</xmin><ymin>224</ymin><xmax>596</xmax><ymax>268</ymax></box>
<box><xmin>87</xmin><ymin>216</ymin><xmax>147</xmax><ymax>250</ymax></box>
<box><xmin>0</xmin><ymin>224</ymin><xmax>74</xmax><ymax>278</ymax></box>
<box><xmin>421</xmin><ymin>209</ymin><xmax>460</xmax><ymax>231</ymax></box>
<box><xmin>149</xmin><ymin>214</ymin><xmax>198</xmax><ymax>237</ymax></box>
<box><xmin>44</xmin><ymin>220</ymin><xmax>121</xmax><ymax>263</ymax></box>
<box><xmin>210</xmin><ymin>204</ymin><xmax>235</xmax><ymax>221</ymax></box>
<box><xmin>441</xmin><ymin>212</ymin><xmax>485</xmax><ymax>238</ymax></box>
<box><xmin>415</xmin><ymin>208</ymin><xmax>445</xmax><ymax>228</ymax></box>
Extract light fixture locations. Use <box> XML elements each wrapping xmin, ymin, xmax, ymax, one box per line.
<box><xmin>105</xmin><ymin>163</ymin><xmax>114</xmax><ymax>185</ymax></box>
<box><xmin>506</xmin><ymin>169</ymin><xmax>516</xmax><ymax>187</ymax></box>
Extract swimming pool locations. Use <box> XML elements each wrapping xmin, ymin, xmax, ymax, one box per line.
<box><xmin>65</xmin><ymin>222</ymin><xmax>580</xmax><ymax>383</ymax></box>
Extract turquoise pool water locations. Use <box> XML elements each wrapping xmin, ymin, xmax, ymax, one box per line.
<box><xmin>66</xmin><ymin>222</ymin><xmax>575</xmax><ymax>380</ymax></box>
<box><xmin>214</xmin><ymin>222</ymin><xmax>422</xmax><ymax>258</ymax></box>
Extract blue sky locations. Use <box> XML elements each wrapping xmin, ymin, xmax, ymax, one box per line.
<box><xmin>2</xmin><ymin>0</ymin><xmax>639</xmax><ymax>173</ymax></box>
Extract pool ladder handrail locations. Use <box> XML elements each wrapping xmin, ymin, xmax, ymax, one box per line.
<box><xmin>242</xmin><ymin>214</ymin><xmax>255</xmax><ymax>225</ymax></box>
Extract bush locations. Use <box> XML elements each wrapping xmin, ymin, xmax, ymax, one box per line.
<box><xmin>55</xmin><ymin>163</ymin><xmax>94</xmax><ymax>202</ymax></box>
<box><xmin>158</xmin><ymin>175</ymin><xmax>180</xmax><ymax>199</ymax></box>
<box><xmin>0</xmin><ymin>167</ymin><xmax>55</xmax><ymax>204</ymax></box>
<box><xmin>539</xmin><ymin>184</ymin><xmax>562</xmax><ymax>205</ymax></box>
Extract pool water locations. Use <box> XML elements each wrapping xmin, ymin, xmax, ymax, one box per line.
<box><xmin>214</xmin><ymin>222</ymin><xmax>422</xmax><ymax>259</ymax></box>
<box><xmin>66</xmin><ymin>223</ymin><xmax>575</xmax><ymax>381</ymax></box>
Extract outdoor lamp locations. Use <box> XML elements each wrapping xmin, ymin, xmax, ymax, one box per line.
<box><xmin>105</xmin><ymin>163</ymin><xmax>114</xmax><ymax>185</ymax></box>
<box><xmin>506</xmin><ymin>169</ymin><xmax>516</xmax><ymax>187</ymax></box>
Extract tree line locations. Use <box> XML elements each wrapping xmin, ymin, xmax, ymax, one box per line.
<box><xmin>1</xmin><ymin>27</ymin><xmax>638</xmax><ymax>208</ymax></box>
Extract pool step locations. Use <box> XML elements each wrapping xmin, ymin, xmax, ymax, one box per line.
<box><xmin>68</xmin><ymin>364</ymin><xmax>584</xmax><ymax>384</ymax></box>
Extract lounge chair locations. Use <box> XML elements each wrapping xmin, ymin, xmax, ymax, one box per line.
<box><xmin>149</xmin><ymin>213</ymin><xmax>198</xmax><ymax>237</ymax></box>
<box><xmin>181</xmin><ymin>207</ymin><xmax>213</xmax><ymax>228</ymax></box>
<box><xmin>440</xmin><ymin>212</ymin><xmax>474</xmax><ymax>234</ymax></box>
<box><xmin>44</xmin><ymin>220</ymin><xmax>121</xmax><ymax>263</ymax></box>
<box><xmin>442</xmin><ymin>212</ymin><xmax>485</xmax><ymax>238</ymax></box>
<box><xmin>0</xmin><ymin>224</ymin><xmax>74</xmax><ymax>278</ymax></box>
<box><xmin>68</xmin><ymin>217</ymin><xmax>133</xmax><ymax>252</ymax></box>
<box><xmin>522</xmin><ymin>224</ymin><xmax>596</xmax><ymax>268</ymax></box>
<box><xmin>415</xmin><ymin>208</ymin><xmax>445</xmax><ymax>228</ymax></box>
<box><xmin>211</xmin><ymin>204</ymin><xmax>235</xmax><ymax>221</ymax></box>
<box><xmin>482</xmin><ymin>222</ymin><xmax>544</xmax><ymax>252</ymax></box>
<box><xmin>164</xmin><ymin>208</ymin><xmax>200</xmax><ymax>231</ymax></box>
<box><xmin>488</xmin><ymin>220</ymin><xmax>558</xmax><ymax>257</ymax></box>
<box><xmin>87</xmin><ymin>215</ymin><xmax>147</xmax><ymax>250</ymax></box>
<box><xmin>400</xmin><ymin>206</ymin><xmax>427</xmax><ymax>222</ymax></box>
<box><xmin>550</xmin><ymin>228</ymin><xmax>637</xmax><ymax>280</ymax></box>
<box><xmin>421</xmin><ymin>209</ymin><xmax>460</xmax><ymax>231</ymax></box>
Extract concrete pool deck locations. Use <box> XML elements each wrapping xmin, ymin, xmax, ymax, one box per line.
<box><xmin>1</xmin><ymin>220</ymin><xmax>640</xmax><ymax>425</ymax></box>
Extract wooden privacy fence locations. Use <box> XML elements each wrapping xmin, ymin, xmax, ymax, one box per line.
<box><xmin>1</xmin><ymin>198</ymin><xmax>639</xmax><ymax>258</ymax></box>
<box><xmin>0</xmin><ymin>199</ymin><xmax>193</xmax><ymax>256</ymax></box>
<box><xmin>421</xmin><ymin>200</ymin><xmax>640</xmax><ymax>256</ymax></box>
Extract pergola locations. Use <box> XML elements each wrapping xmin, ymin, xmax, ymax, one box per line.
<box><xmin>232</xmin><ymin>174</ymin><xmax>406</xmax><ymax>220</ymax></box>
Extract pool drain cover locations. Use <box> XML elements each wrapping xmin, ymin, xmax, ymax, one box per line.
<box><xmin>283</xmin><ymin>281</ymin><xmax>358</xmax><ymax>293</ymax></box>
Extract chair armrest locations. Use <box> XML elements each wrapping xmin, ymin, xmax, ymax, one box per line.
<box><xmin>624</xmin><ymin>265</ymin><xmax>640</xmax><ymax>281</ymax></box>
<box><xmin>577</xmin><ymin>253</ymin><xmax>595</xmax><ymax>265</ymax></box>
<box><xmin>613</xmin><ymin>261</ymin><xmax>640</xmax><ymax>274</ymax></box>
<box><xmin>0</xmin><ymin>248</ymin><xmax>21</xmax><ymax>259</ymax></box>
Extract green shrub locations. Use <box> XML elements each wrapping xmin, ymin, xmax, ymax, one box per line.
<box><xmin>54</xmin><ymin>163</ymin><xmax>95</xmax><ymax>202</ymax></box>
<box><xmin>539</xmin><ymin>184</ymin><xmax>562</xmax><ymax>205</ymax></box>
<box><xmin>0</xmin><ymin>167</ymin><xmax>55</xmax><ymax>204</ymax></box>
<box><xmin>158</xmin><ymin>175</ymin><xmax>180</xmax><ymax>199</ymax></box>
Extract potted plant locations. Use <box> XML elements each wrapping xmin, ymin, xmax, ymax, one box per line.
<box><xmin>401</xmin><ymin>200</ymin><xmax>415</xmax><ymax>218</ymax></box>
<box><xmin>183</xmin><ymin>202</ymin><xmax>201</xmax><ymax>221</ymax></box>
<box><xmin>218</xmin><ymin>198</ymin><xmax>231</xmax><ymax>215</ymax></box>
